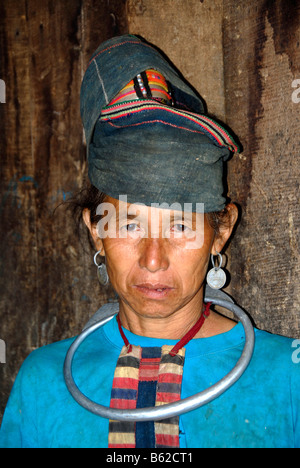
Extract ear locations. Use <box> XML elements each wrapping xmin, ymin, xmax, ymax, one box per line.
<box><xmin>211</xmin><ymin>203</ymin><xmax>238</xmax><ymax>255</ymax></box>
<box><xmin>82</xmin><ymin>208</ymin><xmax>104</xmax><ymax>254</ymax></box>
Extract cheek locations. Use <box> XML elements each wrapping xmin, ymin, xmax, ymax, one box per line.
<box><xmin>173</xmin><ymin>231</ymin><xmax>214</xmax><ymax>288</ymax></box>
<box><xmin>176</xmin><ymin>251</ymin><xmax>210</xmax><ymax>286</ymax></box>
<box><xmin>103</xmin><ymin>240</ymin><xmax>136</xmax><ymax>282</ymax></box>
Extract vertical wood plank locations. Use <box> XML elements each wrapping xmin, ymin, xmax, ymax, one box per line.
<box><xmin>0</xmin><ymin>0</ymin><xmax>39</xmax><ymax>421</ymax></box>
<box><xmin>223</xmin><ymin>0</ymin><xmax>300</xmax><ymax>337</ymax></box>
<box><xmin>127</xmin><ymin>0</ymin><xmax>226</xmax><ymax>120</ymax></box>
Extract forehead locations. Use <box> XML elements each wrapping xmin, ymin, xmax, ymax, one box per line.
<box><xmin>98</xmin><ymin>196</ymin><xmax>209</xmax><ymax>248</ymax></box>
<box><xmin>105</xmin><ymin>195</ymin><xmax>203</xmax><ymax>220</ymax></box>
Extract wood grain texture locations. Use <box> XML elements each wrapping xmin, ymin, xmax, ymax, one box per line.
<box><xmin>127</xmin><ymin>0</ymin><xmax>226</xmax><ymax>120</ymax></box>
<box><xmin>0</xmin><ymin>0</ymin><xmax>128</xmax><ymax>422</ymax></box>
<box><xmin>223</xmin><ymin>0</ymin><xmax>300</xmax><ymax>337</ymax></box>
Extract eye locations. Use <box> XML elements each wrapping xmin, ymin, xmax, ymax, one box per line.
<box><xmin>119</xmin><ymin>221</ymin><xmax>144</xmax><ymax>238</ymax></box>
<box><xmin>125</xmin><ymin>223</ymin><xmax>140</xmax><ymax>232</ymax></box>
<box><xmin>172</xmin><ymin>223</ymin><xmax>189</xmax><ymax>232</ymax></box>
<box><xmin>119</xmin><ymin>222</ymin><xmax>140</xmax><ymax>232</ymax></box>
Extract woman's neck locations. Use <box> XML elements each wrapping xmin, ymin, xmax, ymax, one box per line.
<box><xmin>117</xmin><ymin>292</ymin><xmax>236</xmax><ymax>340</ymax></box>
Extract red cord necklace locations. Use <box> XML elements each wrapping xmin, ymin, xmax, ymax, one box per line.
<box><xmin>117</xmin><ymin>302</ymin><xmax>211</xmax><ymax>356</ymax></box>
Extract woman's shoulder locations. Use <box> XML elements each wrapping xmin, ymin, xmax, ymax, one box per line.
<box><xmin>253</xmin><ymin>327</ymin><xmax>300</xmax><ymax>375</ymax></box>
<box><xmin>254</xmin><ymin>327</ymin><xmax>298</xmax><ymax>350</ymax></box>
<box><xmin>19</xmin><ymin>311</ymin><xmax>118</xmax><ymax>378</ymax></box>
<box><xmin>19</xmin><ymin>336</ymin><xmax>77</xmax><ymax>379</ymax></box>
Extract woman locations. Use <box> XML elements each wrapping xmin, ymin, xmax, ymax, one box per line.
<box><xmin>0</xmin><ymin>35</ymin><xmax>299</xmax><ymax>448</ymax></box>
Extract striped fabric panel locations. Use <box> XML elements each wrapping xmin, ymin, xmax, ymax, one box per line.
<box><xmin>108</xmin><ymin>345</ymin><xmax>141</xmax><ymax>448</ymax></box>
<box><xmin>155</xmin><ymin>345</ymin><xmax>185</xmax><ymax>448</ymax></box>
<box><xmin>100</xmin><ymin>100</ymin><xmax>240</xmax><ymax>153</ymax></box>
<box><xmin>109</xmin><ymin>69</ymin><xmax>173</xmax><ymax>106</ymax></box>
<box><xmin>108</xmin><ymin>345</ymin><xmax>186</xmax><ymax>448</ymax></box>
<box><xmin>135</xmin><ymin>347</ymin><xmax>162</xmax><ymax>448</ymax></box>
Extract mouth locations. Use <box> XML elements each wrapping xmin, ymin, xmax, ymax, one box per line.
<box><xmin>133</xmin><ymin>282</ymin><xmax>174</xmax><ymax>299</ymax></box>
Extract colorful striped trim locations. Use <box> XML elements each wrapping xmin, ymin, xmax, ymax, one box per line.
<box><xmin>109</xmin><ymin>69</ymin><xmax>173</xmax><ymax>107</ymax></box>
<box><xmin>100</xmin><ymin>100</ymin><xmax>240</xmax><ymax>153</ymax></box>
<box><xmin>108</xmin><ymin>344</ymin><xmax>185</xmax><ymax>448</ymax></box>
<box><xmin>155</xmin><ymin>346</ymin><xmax>185</xmax><ymax>448</ymax></box>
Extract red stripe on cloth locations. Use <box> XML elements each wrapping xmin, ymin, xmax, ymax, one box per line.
<box><xmin>112</xmin><ymin>377</ymin><xmax>139</xmax><ymax>389</ymax></box>
<box><xmin>157</xmin><ymin>373</ymin><xmax>183</xmax><ymax>384</ymax></box>
<box><xmin>156</xmin><ymin>392</ymin><xmax>181</xmax><ymax>403</ymax></box>
<box><xmin>110</xmin><ymin>399</ymin><xmax>137</xmax><ymax>409</ymax></box>
<box><xmin>139</xmin><ymin>370</ymin><xmax>160</xmax><ymax>381</ymax></box>
<box><xmin>156</xmin><ymin>433</ymin><xmax>180</xmax><ymax>447</ymax></box>
<box><xmin>139</xmin><ymin>356</ymin><xmax>160</xmax><ymax>381</ymax></box>
<box><xmin>140</xmin><ymin>357</ymin><xmax>161</xmax><ymax>363</ymax></box>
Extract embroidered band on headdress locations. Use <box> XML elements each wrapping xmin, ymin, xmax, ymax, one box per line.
<box><xmin>109</xmin><ymin>69</ymin><xmax>173</xmax><ymax>106</ymax></box>
<box><xmin>101</xmin><ymin>100</ymin><xmax>239</xmax><ymax>153</ymax></box>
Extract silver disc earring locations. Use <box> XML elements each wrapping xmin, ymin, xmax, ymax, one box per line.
<box><xmin>206</xmin><ymin>252</ymin><xmax>227</xmax><ymax>290</ymax></box>
<box><xmin>94</xmin><ymin>250</ymin><xmax>109</xmax><ymax>286</ymax></box>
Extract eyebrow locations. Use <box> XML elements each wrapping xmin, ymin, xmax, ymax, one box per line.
<box><xmin>118</xmin><ymin>213</ymin><xmax>139</xmax><ymax>221</ymax></box>
<box><xmin>127</xmin><ymin>214</ymin><xmax>139</xmax><ymax>220</ymax></box>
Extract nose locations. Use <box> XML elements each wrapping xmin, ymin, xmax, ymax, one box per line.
<box><xmin>138</xmin><ymin>237</ymin><xmax>170</xmax><ymax>272</ymax></box>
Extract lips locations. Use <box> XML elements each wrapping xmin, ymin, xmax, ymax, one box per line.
<box><xmin>135</xmin><ymin>282</ymin><xmax>173</xmax><ymax>290</ymax></box>
<box><xmin>133</xmin><ymin>282</ymin><xmax>174</xmax><ymax>299</ymax></box>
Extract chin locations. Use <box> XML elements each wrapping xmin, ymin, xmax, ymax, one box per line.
<box><xmin>123</xmin><ymin>294</ymin><xmax>180</xmax><ymax>320</ymax></box>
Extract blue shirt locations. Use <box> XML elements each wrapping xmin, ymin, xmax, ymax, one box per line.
<box><xmin>0</xmin><ymin>313</ymin><xmax>299</xmax><ymax>448</ymax></box>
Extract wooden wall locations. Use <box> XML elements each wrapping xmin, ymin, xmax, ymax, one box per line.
<box><xmin>0</xmin><ymin>0</ymin><xmax>299</xmax><ymax>422</ymax></box>
<box><xmin>223</xmin><ymin>0</ymin><xmax>300</xmax><ymax>337</ymax></box>
<box><xmin>0</xmin><ymin>0</ymin><xmax>128</xmax><ymax>422</ymax></box>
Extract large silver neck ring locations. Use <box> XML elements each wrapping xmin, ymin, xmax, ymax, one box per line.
<box><xmin>63</xmin><ymin>286</ymin><xmax>255</xmax><ymax>421</ymax></box>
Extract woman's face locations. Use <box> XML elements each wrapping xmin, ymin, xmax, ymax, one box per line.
<box><xmin>85</xmin><ymin>196</ymin><xmax>236</xmax><ymax>322</ymax></box>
